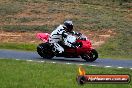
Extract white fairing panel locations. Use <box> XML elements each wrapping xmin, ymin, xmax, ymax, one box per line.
<box><xmin>67</xmin><ymin>35</ymin><xmax>76</xmax><ymax>43</ymax></box>
<box><xmin>64</xmin><ymin>35</ymin><xmax>76</xmax><ymax>47</ymax></box>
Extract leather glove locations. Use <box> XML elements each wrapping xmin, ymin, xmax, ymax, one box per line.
<box><xmin>71</xmin><ymin>44</ymin><xmax>77</xmax><ymax>48</ymax></box>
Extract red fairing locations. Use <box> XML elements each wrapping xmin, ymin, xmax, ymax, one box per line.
<box><xmin>77</xmin><ymin>39</ymin><xmax>92</xmax><ymax>49</ymax></box>
<box><xmin>76</xmin><ymin>39</ymin><xmax>92</xmax><ymax>54</ymax></box>
<box><xmin>36</xmin><ymin>33</ymin><xmax>49</xmax><ymax>42</ymax></box>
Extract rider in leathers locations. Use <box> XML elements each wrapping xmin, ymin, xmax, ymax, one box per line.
<box><xmin>49</xmin><ymin>20</ymin><xmax>81</xmax><ymax>53</ymax></box>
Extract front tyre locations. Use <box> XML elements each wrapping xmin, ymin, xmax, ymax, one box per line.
<box><xmin>81</xmin><ymin>49</ymin><xmax>98</xmax><ymax>62</ymax></box>
<box><xmin>37</xmin><ymin>43</ymin><xmax>54</xmax><ymax>59</ymax></box>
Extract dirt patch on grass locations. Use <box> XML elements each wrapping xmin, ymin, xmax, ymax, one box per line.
<box><xmin>0</xmin><ymin>29</ymin><xmax>116</xmax><ymax>48</ymax></box>
<box><xmin>80</xmin><ymin>29</ymin><xmax>116</xmax><ymax>48</ymax></box>
<box><xmin>0</xmin><ymin>30</ymin><xmax>41</xmax><ymax>44</ymax></box>
<box><xmin>125</xmin><ymin>13</ymin><xmax>132</xmax><ymax>22</ymax></box>
<box><xmin>0</xmin><ymin>2</ymin><xmax>86</xmax><ymax>26</ymax></box>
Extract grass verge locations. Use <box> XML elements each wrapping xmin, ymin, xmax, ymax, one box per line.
<box><xmin>0</xmin><ymin>59</ymin><xmax>132</xmax><ymax>88</ymax></box>
<box><xmin>0</xmin><ymin>25</ymin><xmax>51</xmax><ymax>32</ymax></box>
<box><xmin>0</xmin><ymin>1</ymin><xmax>23</xmax><ymax>16</ymax></box>
<box><xmin>0</xmin><ymin>43</ymin><xmax>36</xmax><ymax>51</ymax></box>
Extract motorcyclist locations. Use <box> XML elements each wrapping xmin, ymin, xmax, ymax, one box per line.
<box><xmin>49</xmin><ymin>20</ymin><xmax>81</xmax><ymax>53</ymax></box>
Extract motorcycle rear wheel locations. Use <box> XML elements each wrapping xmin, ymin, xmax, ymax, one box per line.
<box><xmin>81</xmin><ymin>49</ymin><xmax>98</xmax><ymax>62</ymax></box>
<box><xmin>37</xmin><ymin>43</ymin><xmax>54</xmax><ymax>59</ymax></box>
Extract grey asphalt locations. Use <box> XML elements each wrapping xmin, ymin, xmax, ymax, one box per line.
<box><xmin>0</xmin><ymin>49</ymin><xmax>132</xmax><ymax>68</ymax></box>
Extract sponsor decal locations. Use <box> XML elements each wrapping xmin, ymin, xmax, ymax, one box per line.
<box><xmin>76</xmin><ymin>66</ymin><xmax>130</xmax><ymax>85</ymax></box>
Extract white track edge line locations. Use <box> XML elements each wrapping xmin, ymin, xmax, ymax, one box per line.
<box><xmin>105</xmin><ymin>66</ymin><xmax>112</xmax><ymax>68</ymax></box>
<box><xmin>26</xmin><ymin>60</ymin><xmax>33</xmax><ymax>62</ymax></box>
<box><xmin>117</xmin><ymin>67</ymin><xmax>124</xmax><ymax>68</ymax></box>
<box><xmin>66</xmin><ymin>63</ymin><xmax>72</xmax><ymax>64</ymax></box>
<box><xmin>16</xmin><ymin>59</ymin><xmax>20</xmax><ymax>60</ymax></box>
<box><xmin>78</xmin><ymin>64</ymin><xmax>85</xmax><ymax>65</ymax></box>
<box><xmin>12</xmin><ymin>59</ymin><xmax>132</xmax><ymax>69</ymax></box>
<box><xmin>89</xmin><ymin>65</ymin><xmax>96</xmax><ymax>66</ymax></box>
<box><xmin>52</xmin><ymin>62</ymin><xmax>56</xmax><ymax>63</ymax></box>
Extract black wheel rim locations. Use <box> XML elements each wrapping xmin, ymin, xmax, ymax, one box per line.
<box><xmin>41</xmin><ymin>47</ymin><xmax>53</xmax><ymax>56</ymax></box>
<box><xmin>83</xmin><ymin>50</ymin><xmax>98</xmax><ymax>61</ymax></box>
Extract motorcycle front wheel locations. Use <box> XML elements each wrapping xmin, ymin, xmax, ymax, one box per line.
<box><xmin>81</xmin><ymin>49</ymin><xmax>98</xmax><ymax>62</ymax></box>
<box><xmin>37</xmin><ymin>43</ymin><xmax>54</xmax><ymax>59</ymax></box>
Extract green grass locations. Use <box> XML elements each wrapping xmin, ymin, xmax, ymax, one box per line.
<box><xmin>0</xmin><ymin>25</ymin><xmax>51</xmax><ymax>32</ymax></box>
<box><xmin>98</xmin><ymin>19</ymin><xmax>132</xmax><ymax>59</ymax></box>
<box><xmin>0</xmin><ymin>1</ymin><xmax>23</xmax><ymax>16</ymax></box>
<box><xmin>98</xmin><ymin>31</ymin><xmax>132</xmax><ymax>59</ymax></box>
<box><xmin>0</xmin><ymin>43</ymin><xmax>36</xmax><ymax>51</ymax></box>
<box><xmin>0</xmin><ymin>59</ymin><xmax>132</xmax><ymax>88</ymax></box>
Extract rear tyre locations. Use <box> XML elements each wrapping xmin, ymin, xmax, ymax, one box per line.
<box><xmin>81</xmin><ymin>49</ymin><xmax>98</xmax><ymax>62</ymax></box>
<box><xmin>37</xmin><ymin>43</ymin><xmax>54</xmax><ymax>59</ymax></box>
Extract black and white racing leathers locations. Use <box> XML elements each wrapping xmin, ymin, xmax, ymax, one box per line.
<box><xmin>49</xmin><ymin>24</ymin><xmax>78</xmax><ymax>53</ymax></box>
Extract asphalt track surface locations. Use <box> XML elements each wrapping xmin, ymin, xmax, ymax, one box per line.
<box><xmin>0</xmin><ymin>49</ymin><xmax>132</xmax><ymax>69</ymax></box>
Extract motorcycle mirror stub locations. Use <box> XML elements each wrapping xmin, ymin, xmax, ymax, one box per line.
<box><xmin>78</xmin><ymin>34</ymin><xmax>88</xmax><ymax>41</ymax></box>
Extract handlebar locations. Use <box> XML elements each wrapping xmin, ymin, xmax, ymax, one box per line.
<box><xmin>77</xmin><ymin>34</ymin><xmax>87</xmax><ymax>41</ymax></box>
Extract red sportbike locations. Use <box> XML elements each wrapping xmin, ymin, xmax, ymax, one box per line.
<box><xmin>36</xmin><ymin>33</ymin><xmax>98</xmax><ymax>62</ymax></box>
